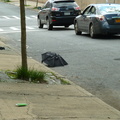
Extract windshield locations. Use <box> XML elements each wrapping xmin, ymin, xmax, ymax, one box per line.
<box><xmin>53</xmin><ymin>2</ymin><xmax>78</xmax><ymax>8</ymax></box>
<box><xmin>98</xmin><ymin>5</ymin><xmax>120</xmax><ymax>14</ymax></box>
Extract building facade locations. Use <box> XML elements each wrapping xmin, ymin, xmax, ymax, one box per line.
<box><xmin>76</xmin><ymin>0</ymin><xmax>120</xmax><ymax>10</ymax></box>
<box><xmin>37</xmin><ymin>0</ymin><xmax>120</xmax><ymax>10</ymax></box>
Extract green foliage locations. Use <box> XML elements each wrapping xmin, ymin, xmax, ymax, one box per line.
<box><xmin>29</xmin><ymin>69</ymin><xmax>46</xmax><ymax>83</ymax></box>
<box><xmin>6</xmin><ymin>67</ymin><xmax>70</xmax><ymax>84</ymax></box>
<box><xmin>61</xmin><ymin>79</ymin><xmax>71</xmax><ymax>85</ymax></box>
<box><xmin>51</xmin><ymin>72</ymin><xmax>71</xmax><ymax>85</ymax></box>
<box><xmin>15</xmin><ymin>66</ymin><xmax>47</xmax><ymax>83</ymax></box>
<box><xmin>25</xmin><ymin>5</ymin><xmax>31</xmax><ymax>7</ymax></box>
<box><xmin>33</xmin><ymin>7</ymin><xmax>38</xmax><ymax>9</ymax></box>
<box><xmin>16</xmin><ymin>66</ymin><xmax>29</xmax><ymax>80</ymax></box>
<box><xmin>4</xmin><ymin>0</ymin><xmax>11</xmax><ymax>2</ymax></box>
<box><xmin>6</xmin><ymin>71</ymin><xmax>17</xmax><ymax>79</ymax></box>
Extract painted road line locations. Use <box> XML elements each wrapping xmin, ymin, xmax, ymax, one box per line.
<box><xmin>12</xmin><ymin>16</ymin><xmax>20</xmax><ymax>19</ymax></box>
<box><xmin>0</xmin><ymin>15</ymin><xmax>37</xmax><ymax>20</ymax></box>
<box><xmin>26</xmin><ymin>26</ymin><xmax>35</xmax><ymax>30</ymax></box>
<box><xmin>2</xmin><ymin>16</ymin><xmax>10</xmax><ymax>19</ymax></box>
<box><xmin>30</xmin><ymin>15</ymin><xmax>37</xmax><ymax>18</ymax></box>
<box><xmin>26</xmin><ymin>16</ymin><xmax>31</xmax><ymax>19</ymax></box>
<box><xmin>0</xmin><ymin>29</ymin><xmax>40</xmax><ymax>34</ymax></box>
<box><xmin>10</xmin><ymin>27</ymin><xmax>20</xmax><ymax>31</ymax></box>
<box><xmin>0</xmin><ymin>28</ymin><xmax>4</xmax><ymax>31</ymax></box>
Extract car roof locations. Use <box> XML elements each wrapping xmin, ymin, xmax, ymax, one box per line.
<box><xmin>49</xmin><ymin>0</ymin><xmax>75</xmax><ymax>3</ymax></box>
<box><xmin>89</xmin><ymin>3</ymin><xmax>120</xmax><ymax>7</ymax></box>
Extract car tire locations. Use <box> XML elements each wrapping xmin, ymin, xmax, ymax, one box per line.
<box><xmin>47</xmin><ymin>19</ymin><xmax>53</xmax><ymax>30</ymax></box>
<box><xmin>38</xmin><ymin>18</ymin><xmax>43</xmax><ymax>28</ymax></box>
<box><xmin>89</xmin><ymin>24</ymin><xmax>96</xmax><ymax>38</ymax></box>
<box><xmin>74</xmin><ymin>22</ymin><xmax>82</xmax><ymax>35</ymax></box>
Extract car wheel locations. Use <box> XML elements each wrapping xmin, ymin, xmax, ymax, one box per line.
<box><xmin>47</xmin><ymin>19</ymin><xmax>53</xmax><ymax>30</ymax></box>
<box><xmin>38</xmin><ymin>18</ymin><xmax>43</xmax><ymax>28</ymax></box>
<box><xmin>89</xmin><ymin>24</ymin><xmax>96</xmax><ymax>38</ymax></box>
<box><xmin>74</xmin><ymin>22</ymin><xmax>81</xmax><ymax>35</ymax></box>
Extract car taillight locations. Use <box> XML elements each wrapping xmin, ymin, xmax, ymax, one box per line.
<box><xmin>96</xmin><ymin>15</ymin><xmax>105</xmax><ymax>21</ymax></box>
<box><xmin>52</xmin><ymin>7</ymin><xmax>60</xmax><ymax>11</ymax></box>
<box><xmin>74</xmin><ymin>7</ymin><xmax>80</xmax><ymax>10</ymax></box>
<box><xmin>52</xmin><ymin>19</ymin><xmax>56</xmax><ymax>22</ymax></box>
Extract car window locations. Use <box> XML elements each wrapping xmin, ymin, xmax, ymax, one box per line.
<box><xmin>43</xmin><ymin>2</ymin><xmax>51</xmax><ymax>8</ymax></box>
<box><xmin>88</xmin><ymin>6</ymin><xmax>96</xmax><ymax>14</ymax></box>
<box><xmin>53</xmin><ymin>2</ymin><xmax>78</xmax><ymax>8</ymax></box>
<box><xmin>83</xmin><ymin>6</ymin><xmax>92</xmax><ymax>15</ymax></box>
<box><xmin>98</xmin><ymin>5</ymin><xmax>120</xmax><ymax>14</ymax></box>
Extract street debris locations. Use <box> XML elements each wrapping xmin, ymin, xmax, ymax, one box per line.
<box><xmin>41</xmin><ymin>52</ymin><xmax>68</xmax><ymax>67</ymax></box>
<box><xmin>16</xmin><ymin>103</ymin><xmax>27</xmax><ymax>107</ymax></box>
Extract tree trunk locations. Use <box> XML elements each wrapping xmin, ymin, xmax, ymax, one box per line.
<box><xmin>24</xmin><ymin>0</ymin><xmax>27</xmax><ymax>6</ymax></box>
<box><xmin>20</xmin><ymin>0</ymin><xmax>28</xmax><ymax>71</ymax></box>
<box><xmin>36</xmin><ymin>0</ymin><xmax>38</xmax><ymax>8</ymax></box>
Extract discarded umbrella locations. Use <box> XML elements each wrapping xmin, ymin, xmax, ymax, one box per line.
<box><xmin>41</xmin><ymin>52</ymin><xmax>68</xmax><ymax>67</ymax></box>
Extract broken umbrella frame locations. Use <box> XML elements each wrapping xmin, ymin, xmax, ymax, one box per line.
<box><xmin>0</xmin><ymin>47</ymin><xmax>5</xmax><ymax>50</ymax></box>
<box><xmin>41</xmin><ymin>52</ymin><xmax>68</xmax><ymax>67</ymax></box>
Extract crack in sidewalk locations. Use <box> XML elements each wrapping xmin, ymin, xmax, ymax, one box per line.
<box><xmin>0</xmin><ymin>109</ymin><xmax>4</xmax><ymax>120</ymax></box>
<box><xmin>23</xmin><ymin>94</ymin><xmax>37</xmax><ymax>119</ymax></box>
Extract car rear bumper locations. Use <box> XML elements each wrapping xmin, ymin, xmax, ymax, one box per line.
<box><xmin>95</xmin><ymin>23</ymin><xmax>120</xmax><ymax>34</ymax></box>
<box><xmin>50</xmin><ymin>16</ymin><xmax>76</xmax><ymax>26</ymax></box>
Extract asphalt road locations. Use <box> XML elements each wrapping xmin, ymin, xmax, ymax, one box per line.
<box><xmin>0</xmin><ymin>2</ymin><xmax>120</xmax><ymax>111</ymax></box>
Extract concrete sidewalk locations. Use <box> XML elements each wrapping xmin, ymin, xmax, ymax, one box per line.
<box><xmin>0</xmin><ymin>82</ymin><xmax>120</xmax><ymax>120</ymax></box>
<box><xmin>0</xmin><ymin>1</ymin><xmax>120</xmax><ymax>120</ymax></box>
<box><xmin>0</xmin><ymin>34</ymin><xmax>120</xmax><ymax>120</ymax></box>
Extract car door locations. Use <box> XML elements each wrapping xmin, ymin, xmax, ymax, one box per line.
<box><xmin>78</xmin><ymin>6</ymin><xmax>92</xmax><ymax>31</ymax></box>
<box><xmin>84</xmin><ymin>6</ymin><xmax>97</xmax><ymax>32</ymax></box>
<box><xmin>40</xmin><ymin>2</ymin><xmax>51</xmax><ymax>23</ymax></box>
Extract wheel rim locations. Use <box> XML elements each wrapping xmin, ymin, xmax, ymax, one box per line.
<box><xmin>47</xmin><ymin>19</ymin><xmax>50</xmax><ymax>28</ymax></box>
<box><xmin>37</xmin><ymin>19</ymin><xmax>40</xmax><ymax>27</ymax></box>
<box><xmin>75</xmin><ymin>22</ymin><xmax>78</xmax><ymax>34</ymax></box>
<box><xmin>90</xmin><ymin>25</ymin><xmax>94</xmax><ymax>37</ymax></box>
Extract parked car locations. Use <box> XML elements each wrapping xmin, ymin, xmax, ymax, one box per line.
<box><xmin>37</xmin><ymin>0</ymin><xmax>80</xmax><ymax>30</ymax></box>
<box><xmin>74</xmin><ymin>4</ymin><xmax>120</xmax><ymax>38</ymax></box>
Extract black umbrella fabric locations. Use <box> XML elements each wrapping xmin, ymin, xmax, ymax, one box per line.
<box><xmin>41</xmin><ymin>52</ymin><xmax>68</xmax><ymax>67</ymax></box>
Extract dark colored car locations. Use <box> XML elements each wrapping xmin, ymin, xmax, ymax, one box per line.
<box><xmin>37</xmin><ymin>0</ymin><xmax>80</xmax><ymax>30</ymax></box>
<box><xmin>74</xmin><ymin>4</ymin><xmax>120</xmax><ymax>38</ymax></box>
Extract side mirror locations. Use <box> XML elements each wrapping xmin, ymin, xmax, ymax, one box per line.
<box><xmin>80</xmin><ymin>11</ymin><xmax>83</xmax><ymax>15</ymax></box>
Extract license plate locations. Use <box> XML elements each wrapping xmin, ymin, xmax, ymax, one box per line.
<box><xmin>64</xmin><ymin>12</ymin><xmax>70</xmax><ymax>15</ymax></box>
<box><xmin>115</xmin><ymin>19</ymin><xmax>120</xmax><ymax>23</ymax></box>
